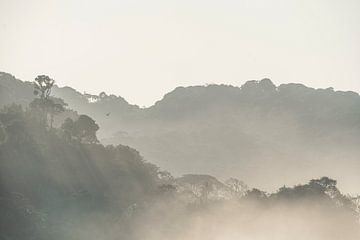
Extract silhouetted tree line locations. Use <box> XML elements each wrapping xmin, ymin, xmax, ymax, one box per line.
<box><xmin>0</xmin><ymin>75</ymin><xmax>161</xmax><ymax>240</ymax></box>
<box><xmin>0</xmin><ymin>74</ymin><xmax>359</xmax><ymax>240</ymax></box>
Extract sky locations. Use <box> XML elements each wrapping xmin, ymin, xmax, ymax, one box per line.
<box><xmin>1</xmin><ymin>0</ymin><xmax>359</xmax><ymax>106</ymax></box>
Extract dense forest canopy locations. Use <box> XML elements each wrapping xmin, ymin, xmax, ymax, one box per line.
<box><xmin>1</xmin><ymin>72</ymin><xmax>360</xmax><ymax>193</ymax></box>
<box><xmin>0</xmin><ymin>73</ymin><xmax>360</xmax><ymax>239</ymax></box>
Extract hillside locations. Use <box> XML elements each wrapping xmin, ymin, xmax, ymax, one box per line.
<box><xmin>107</xmin><ymin>80</ymin><xmax>360</xmax><ymax>193</ymax></box>
<box><xmin>0</xmin><ymin>104</ymin><xmax>160</xmax><ymax>239</ymax></box>
<box><xmin>1</xmin><ymin>72</ymin><xmax>360</xmax><ymax>193</ymax></box>
<box><xmin>1</xmin><ymin>75</ymin><xmax>360</xmax><ymax>239</ymax></box>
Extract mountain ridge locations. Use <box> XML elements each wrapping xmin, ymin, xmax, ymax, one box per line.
<box><xmin>2</xmin><ymin>71</ymin><xmax>360</xmax><ymax>112</ymax></box>
<box><xmin>2</xmin><ymin>71</ymin><xmax>360</xmax><ymax>193</ymax></box>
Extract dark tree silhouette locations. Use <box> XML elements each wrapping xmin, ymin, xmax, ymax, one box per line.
<box><xmin>61</xmin><ymin>117</ymin><xmax>75</xmax><ymax>142</ymax></box>
<box><xmin>30</xmin><ymin>75</ymin><xmax>65</xmax><ymax>128</ymax></box>
<box><xmin>61</xmin><ymin>115</ymin><xmax>99</xmax><ymax>143</ymax></box>
<box><xmin>74</xmin><ymin>115</ymin><xmax>99</xmax><ymax>143</ymax></box>
<box><xmin>33</xmin><ymin>75</ymin><xmax>54</xmax><ymax>100</ymax></box>
<box><xmin>245</xmin><ymin>188</ymin><xmax>267</xmax><ymax>201</ymax></box>
<box><xmin>272</xmin><ymin>177</ymin><xmax>353</xmax><ymax>209</ymax></box>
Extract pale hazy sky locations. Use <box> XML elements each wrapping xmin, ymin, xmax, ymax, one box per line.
<box><xmin>1</xmin><ymin>0</ymin><xmax>359</xmax><ymax>106</ymax></box>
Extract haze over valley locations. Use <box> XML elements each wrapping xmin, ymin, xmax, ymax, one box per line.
<box><xmin>1</xmin><ymin>0</ymin><xmax>360</xmax><ymax>239</ymax></box>
<box><xmin>1</xmin><ymin>72</ymin><xmax>359</xmax><ymax>193</ymax></box>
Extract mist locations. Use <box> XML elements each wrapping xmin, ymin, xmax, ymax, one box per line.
<box><xmin>127</xmin><ymin>200</ymin><xmax>360</xmax><ymax>240</ymax></box>
<box><xmin>1</xmin><ymin>0</ymin><xmax>360</xmax><ymax>238</ymax></box>
<box><xmin>1</xmin><ymin>73</ymin><xmax>360</xmax><ymax>239</ymax></box>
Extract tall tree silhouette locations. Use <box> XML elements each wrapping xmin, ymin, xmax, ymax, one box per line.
<box><xmin>30</xmin><ymin>75</ymin><xmax>65</xmax><ymax>128</ymax></box>
<box><xmin>33</xmin><ymin>75</ymin><xmax>54</xmax><ymax>100</ymax></box>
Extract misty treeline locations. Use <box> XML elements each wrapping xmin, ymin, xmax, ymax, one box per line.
<box><xmin>0</xmin><ymin>74</ymin><xmax>360</xmax><ymax>240</ymax></box>
<box><xmin>2</xmin><ymin>72</ymin><xmax>360</xmax><ymax>192</ymax></box>
<box><xmin>0</xmin><ymin>76</ymin><xmax>160</xmax><ymax>239</ymax></box>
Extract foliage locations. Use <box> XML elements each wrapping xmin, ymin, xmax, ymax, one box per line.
<box><xmin>30</xmin><ymin>75</ymin><xmax>66</xmax><ymax>128</ymax></box>
<box><xmin>1</xmin><ymin>73</ymin><xmax>360</xmax><ymax>239</ymax></box>
<box><xmin>225</xmin><ymin>178</ymin><xmax>248</xmax><ymax>197</ymax></box>
<box><xmin>0</xmin><ymin>103</ymin><xmax>160</xmax><ymax>240</ymax></box>
<box><xmin>33</xmin><ymin>75</ymin><xmax>54</xmax><ymax>100</ymax></box>
<box><xmin>61</xmin><ymin>115</ymin><xmax>99</xmax><ymax>143</ymax></box>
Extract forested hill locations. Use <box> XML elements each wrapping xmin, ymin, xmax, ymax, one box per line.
<box><xmin>1</xmin><ymin>72</ymin><xmax>360</xmax><ymax>239</ymax></box>
<box><xmin>2</xmin><ymin>72</ymin><xmax>360</xmax><ymax>133</ymax></box>
<box><xmin>0</xmin><ymin>103</ymin><xmax>162</xmax><ymax>239</ymax></box>
<box><xmin>2</xmin><ymin>72</ymin><xmax>360</xmax><ymax>130</ymax></box>
<box><xmin>2</xmin><ymin>72</ymin><xmax>360</xmax><ymax>193</ymax></box>
<box><xmin>0</xmin><ymin>72</ymin><xmax>140</xmax><ymax>130</ymax></box>
<box><xmin>0</xmin><ymin>105</ymin><xmax>359</xmax><ymax>239</ymax></box>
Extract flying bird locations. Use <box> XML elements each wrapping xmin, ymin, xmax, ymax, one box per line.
<box><xmin>106</xmin><ymin>112</ymin><xmax>111</xmax><ymax>117</ymax></box>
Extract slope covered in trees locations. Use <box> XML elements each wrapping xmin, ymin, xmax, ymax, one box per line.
<box><xmin>1</xmin><ymin>72</ymin><xmax>360</xmax><ymax>193</ymax></box>
<box><xmin>0</xmin><ymin>104</ymin><xmax>160</xmax><ymax>239</ymax></box>
<box><xmin>0</xmin><ymin>104</ymin><xmax>359</xmax><ymax>239</ymax></box>
<box><xmin>0</xmin><ymin>74</ymin><xmax>360</xmax><ymax>239</ymax></box>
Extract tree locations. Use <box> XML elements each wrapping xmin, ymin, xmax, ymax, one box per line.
<box><xmin>61</xmin><ymin>115</ymin><xmax>99</xmax><ymax>143</ymax></box>
<box><xmin>244</xmin><ymin>188</ymin><xmax>268</xmax><ymax>202</ymax></box>
<box><xmin>0</xmin><ymin>104</ymin><xmax>27</xmax><ymax>144</ymax></box>
<box><xmin>309</xmin><ymin>177</ymin><xmax>341</xmax><ymax>200</ymax></box>
<box><xmin>74</xmin><ymin>115</ymin><xmax>99</xmax><ymax>143</ymax></box>
<box><xmin>225</xmin><ymin>178</ymin><xmax>248</xmax><ymax>198</ymax></box>
<box><xmin>309</xmin><ymin>177</ymin><xmax>337</xmax><ymax>190</ymax></box>
<box><xmin>30</xmin><ymin>75</ymin><xmax>65</xmax><ymax>128</ymax></box>
<box><xmin>33</xmin><ymin>75</ymin><xmax>54</xmax><ymax>100</ymax></box>
<box><xmin>273</xmin><ymin>177</ymin><xmax>342</xmax><ymax>203</ymax></box>
<box><xmin>47</xmin><ymin>98</ymin><xmax>66</xmax><ymax>129</ymax></box>
<box><xmin>61</xmin><ymin>118</ymin><xmax>75</xmax><ymax>142</ymax></box>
